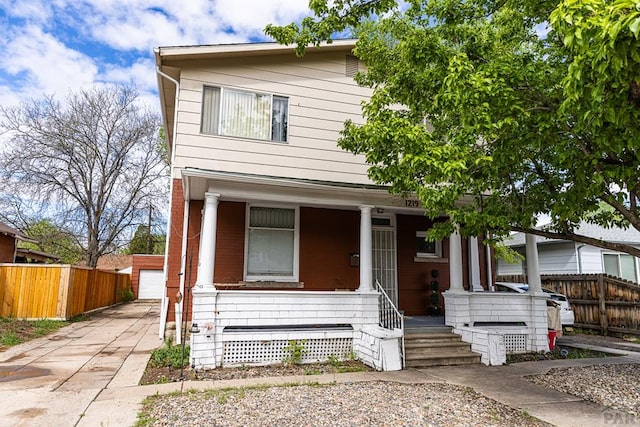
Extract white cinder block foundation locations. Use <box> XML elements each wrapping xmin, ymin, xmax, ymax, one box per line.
<box><xmin>444</xmin><ymin>290</ymin><xmax>550</xmax><ymax>365</ymax></box>
<box><xmin>189</xmin><ymin>289</ymin><xmax>402</xmax><ymax>371</ymax></box>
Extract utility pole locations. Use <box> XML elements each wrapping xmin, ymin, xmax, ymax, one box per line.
<box><xmin>147</xmin><ymin>203</ymin><xmax>153</xmax><ymax>254</ymax></box>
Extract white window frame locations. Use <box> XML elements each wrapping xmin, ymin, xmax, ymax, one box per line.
<box><xmin>602</xmin><ymin>252</ymin><xmax>639</xmax><ymax>282</ymax></box>
<box><xmin>416</xmin><ymin>231</ymin><xmax>442</xmax><ymax>258</ymax></box>
<box><xmin>243</xmin><ymin>204</ymin><xmax>300</xmax><ymax>282</ymax></box>
<box><xmin>201</xmin><ymin>85</ymin><xmax>289</xmax><ymax>143</ymax></box>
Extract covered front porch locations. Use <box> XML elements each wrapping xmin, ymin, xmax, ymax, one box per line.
<box><xmin>170</xmin><ymin>169</ymin><xmax>550</xmax><ymax>370</ymax></box>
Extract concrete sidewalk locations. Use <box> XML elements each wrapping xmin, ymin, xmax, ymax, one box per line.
<box><xmin>2</xmin><ymin>302</ymin><xmax>640</xmax><ymax>426</ymax></box>
<box><xmin>0</xmin><ymin>301</ymin><xmax>162</xmax><ymax>427</ymax></box>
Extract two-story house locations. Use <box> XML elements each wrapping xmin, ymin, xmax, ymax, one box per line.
<box><xmin>154</xmin><ymin>40</ymin><xmax>550</xmax><ymax>370</ymax></box>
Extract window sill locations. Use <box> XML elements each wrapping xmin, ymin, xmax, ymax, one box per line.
<box><xmin>238</xmin><ymin>281</ymin><xmax>304</xmax><ymax>289</ymax></box>
<box><xmin>199</xmin><ymin>132</ymin><xmax>288</xmax><ymax>145</ymax></box>
<box><xmin>414</xmin><ymin>257</ymin><xmax>448</xmax><ymax>264</ymax></box>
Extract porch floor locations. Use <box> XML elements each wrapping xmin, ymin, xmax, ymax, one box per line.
<box><xmin>404</xmin><ymin>315</ymin><xmax>446</xmax><ymax>329</ymax></box>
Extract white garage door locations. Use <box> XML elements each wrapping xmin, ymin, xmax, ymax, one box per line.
<box><xmin>138</xmin><ymin>269</ymin><xmax>165</xmax><ymax>299</ymax></box>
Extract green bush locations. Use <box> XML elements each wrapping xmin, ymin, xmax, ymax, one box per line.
<box><xmin>121</xmin><ymin>288</ymin><xmax>135</xmax><ymax>303</ymax></box>
<box><xmin>282</xmin><ymin>340</ymin><xmax>307</xmax><ymax>365</ymax></box>
<box><xmin>148</xmin><ymin>340</ymin><xmax>189</xmax><ymax>369</ymax></box>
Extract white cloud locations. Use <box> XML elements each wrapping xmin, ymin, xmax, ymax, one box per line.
<box><xmin>102</xmin><ymin>58</ymin><xmax>157</xmax><ymax>92</ymax></box>
<box><xmin>212</xmin><ymin>0</ymin><xmax>310</xmax><ymax>36</ymax></box>
<box><xmin>3</xmin><ymin>25</ymin><xmax>98</xmax><ymax>99</ymax></box>
<box><xmin>69</xmin><ymin>0</ymin><xmax>310</xmax><ymax>50</ymax></box>
<box><xmin>0</xmin><ymin>0</ymin><xmax>54</xmax><ymax>23</ymax></box>
<box><xmin>0</xmin><ymin>0</ymin><xmax>313</xmax><ymax>109</ymax></box>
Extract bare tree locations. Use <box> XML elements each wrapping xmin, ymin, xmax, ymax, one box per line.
<box><xmin>0</xmin><ymin>85</ymin><xmax>167</xmax><ymax>267</ymax></box>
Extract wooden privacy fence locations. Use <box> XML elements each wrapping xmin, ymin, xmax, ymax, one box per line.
<box><xmin>497</xmin><ymin>274</ymin><xmax>640</xmax><ymax>336</ymax></box>
<box><xmin>0</xmin><ymin>264</ymin><xmax>131</xmax><ymax>320</ymax></box>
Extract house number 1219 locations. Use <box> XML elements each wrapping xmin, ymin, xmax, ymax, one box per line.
<box><xmin>405</xmin><ymin>199</ymin><xmax>420</xmax><ymax>208</ymax></box>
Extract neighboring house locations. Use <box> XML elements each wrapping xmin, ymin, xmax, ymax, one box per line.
<box><xmin>96</xmin><ymin>254</ymin><xmax>133</xmax><ymax>272</ymax></box>
<box><xmin>154</xmin><ymin>40</ymin><xmax>549</xmax><ymax>370</ymax></box>
<box><xmin>14</xmin><ymin>248</ymin><xmax>61</xmax><ymax>264</ymax></box>
<box><xmin>498</xmin><ymin>223</ymin><xmax>640</xmax><ymax>283</ymax></box>
<box><xmin>0</xmin><ymin>222</ymin><xmax>27</xmax><ymax>263</ymax></box>
<box><xmin>0</xmin><ymin>221</ymin><xmax>59</xmax><ymax>263</ymax></box>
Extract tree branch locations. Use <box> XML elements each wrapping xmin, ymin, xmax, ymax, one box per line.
<box><xmin>512</xmin><ymin>226</ymin><xmax>640</xmax><ymax>258</ymax></box>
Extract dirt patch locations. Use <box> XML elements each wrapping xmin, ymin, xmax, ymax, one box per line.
<box><xmin>505</xmin><ymin>331</ymin><xmax>629</xmax><ymax>363</ymax></box>
<box><xmin>0</xmin><ymin>318</ymin><xmax>70</xmax><ymax>351</ymax></box>
<box><xmin>140</xmin><ymin>360</ymin><xmax>372</xmax><ymax>385</ymax></box>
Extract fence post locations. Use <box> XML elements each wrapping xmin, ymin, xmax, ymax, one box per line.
<box><xmin>56</xmin><ymin>266</ymin><xmax>71</xmax><ymax>320</ymax></box>
<box><xmin>113</xmin><ymin>274</ymin><xmax>120</xmax><ymax>304</ymax></box>
<box><xmin>598</xmin><ymin>274</ymin><xmax>608</xmax><ymax>336</ymax></box>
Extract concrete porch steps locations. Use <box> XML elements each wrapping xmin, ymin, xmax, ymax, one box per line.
<box><xmin>404</xmin><ymin>329</ymin><xmax>481</xmax><ymax>368</ymax></box>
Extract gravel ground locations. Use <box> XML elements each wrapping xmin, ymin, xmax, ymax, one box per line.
<box><xmin>140</xmin><ymin>381</ymin><xmax>550</xmax><ymax>427</ymax></box>
<box><xmin>527</xmin><ymin>363</ymin><xmax>640</xmax><ymax>417</ymax></box>
<box><xmin>138</xmin><ymin>333</ymin><xmax>640</xmax><ymax>426</ymax></box>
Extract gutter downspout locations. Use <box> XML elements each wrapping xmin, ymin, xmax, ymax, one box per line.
<box><xmin>156</xmin><ymin>65</ymin><xmax>183</xmax><ymax>340</ymax></box>
<box><xmin>576</xmin><ymin>244</ymin><xmax>585</xmax><ymax>274</ymax></box>
<box><xmin>486</xmin><ymin>233</ymin><xmax>494</xmax><ymax>291</ymax></box>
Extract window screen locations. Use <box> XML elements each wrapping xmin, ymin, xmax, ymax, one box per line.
<box><xmin>247</xmin><ymin>207</ymin><xmax>295</xmax><ymax>277</ymax></box>
<box><xmin>201</xmin><ymin>86</ymin><xmax>288</xmax><ymax>142</ymax></box>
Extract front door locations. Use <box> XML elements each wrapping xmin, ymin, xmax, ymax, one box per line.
<box><xmin>372</xmin><ymin>216</ymin><xmax>398</xmax><ymax>306</ymax></box>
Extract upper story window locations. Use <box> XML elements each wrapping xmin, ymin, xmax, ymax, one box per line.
<box><xmin>201</xmin><ymin>86</ymin><xmax>288</xmax><ymax>142</ymax></box>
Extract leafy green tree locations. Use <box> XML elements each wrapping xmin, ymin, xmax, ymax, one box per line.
<box><xmin>20</xmin><ymin>219</ymin><xmax>84</xmax><ymax>264</ymax></box>
<box><xmin>123</xmin><ymin>224</ymin><xmax>166</xmax><ymax>255</ymax></box>
<box><xmin>266</xmin><ymin>0</ymin><xmax>640</xmax><ymax>257</ymax></box>
<box><xmin>0</xmin><ymin>86</ymin><xmax>167</xmax><ymax>267</ymax></box>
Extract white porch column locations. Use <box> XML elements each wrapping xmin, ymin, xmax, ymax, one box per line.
<box><xmin>449</xmin><ymin>225</ymin><xmax>464</xmax><ymax>292</ymax></box>
<box><xmin>525</xmin><ymin>233</ymin><xmax>542</xmax><ymax>293</ymax></box>
<box><xmin>195</xmin><ymin>192</ymin><xmax>220</xmax><ymax>289</ymax></box>
<box><xmin>358</xmin><ymin>205</ymin><xmax>374</xmax><ymax>292</ymax></box>
<box><xmin>469</xmin><ymin>236</ymin><xmax>483</xmax><ymax>291</ymax></box>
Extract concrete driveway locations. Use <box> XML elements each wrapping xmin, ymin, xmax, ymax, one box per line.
<box><xmin>0</xmin><ymin>301</ymin><xmax>162</xmax><ymax>427</ymax></box>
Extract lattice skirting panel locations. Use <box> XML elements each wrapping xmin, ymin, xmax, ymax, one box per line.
<box><xmin>504</xmin><ymin>334</ymin><xmax>528</xmax><ymax>353</ymax></box>
<box><xmin>223</xmin><ymin>337</ymin><xmax>353</xmax><ymax>367</ymax></box>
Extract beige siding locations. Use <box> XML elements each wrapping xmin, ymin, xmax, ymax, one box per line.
<box><xmin>173</xmin><ymin>51</ymin><xmax>372</xmax><ymax>184</ymax></box>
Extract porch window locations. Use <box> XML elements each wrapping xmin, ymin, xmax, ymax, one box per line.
<box><xmin>245</xmin><ymin>206</ymin><xmax>298</xmax><ymax>281</ymax></box>
<box><xmin>201</xmin><ymin>86</ymin><xmax>288</xmax><ymax>142</ymax></box>
<box><xmin>416</xmin><ymin>231</ymin><xmax>442</xmax><ymax>258</ymax></box>
<box><xmin>603</xmin><ymin>253</ymin><xmax>638</xmax><ymax>282</ymax></box>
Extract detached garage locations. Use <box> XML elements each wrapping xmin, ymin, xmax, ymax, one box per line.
<box><xmin>132</xmin><ymin>255</ymin><xmax>165</xmax><ymax>300</ymax></box>
<box><xmin>138</xmin><ymin>269</ymin><xmax>164</xmax><ymax>299</ymax></box>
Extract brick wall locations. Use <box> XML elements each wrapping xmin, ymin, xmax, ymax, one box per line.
<box><xmin>199</xmin><ymin>205</ymin><xmax>361</xmax><ymax>291</ymax></box>
<box><xmin>165</xmin><ymin>179</ymin><xmax>186</xmax><ymax>321</ymax></box>
<box><xmin>213</xmin><ymin>201</ymin><xmax>245</xmax><ymax>283</ymax></box>
<box><xmin>397</xmin><ymin>214</ymin><xmax>453</xmax><ymax>316</ymax></box>
<box><xmin>167</xmin><ymin>189</ymin><xmax>493</xmax><ymax>320</ymax></box>
<box><xmin>299</xmin><ymin>207</ymin><xmax>359</xmax><ymax>290</ymax></box>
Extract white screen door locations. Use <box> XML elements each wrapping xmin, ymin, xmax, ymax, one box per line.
<box><xmin>372</xmin><ymin>217</ymin><xmax>398</xmax><ymax>306</ymax></box>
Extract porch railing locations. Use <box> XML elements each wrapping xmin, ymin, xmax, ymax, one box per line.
<box><xmin>375</xmin><ymin>279</ymin><xmax>405</xmax><ymax>368</ymax></box>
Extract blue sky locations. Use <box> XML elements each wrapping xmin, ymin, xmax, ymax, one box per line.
<box><xmin>0</xmin><ymin>0</ymin><xmax>311</xmax><ymax>110</ymax></box>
